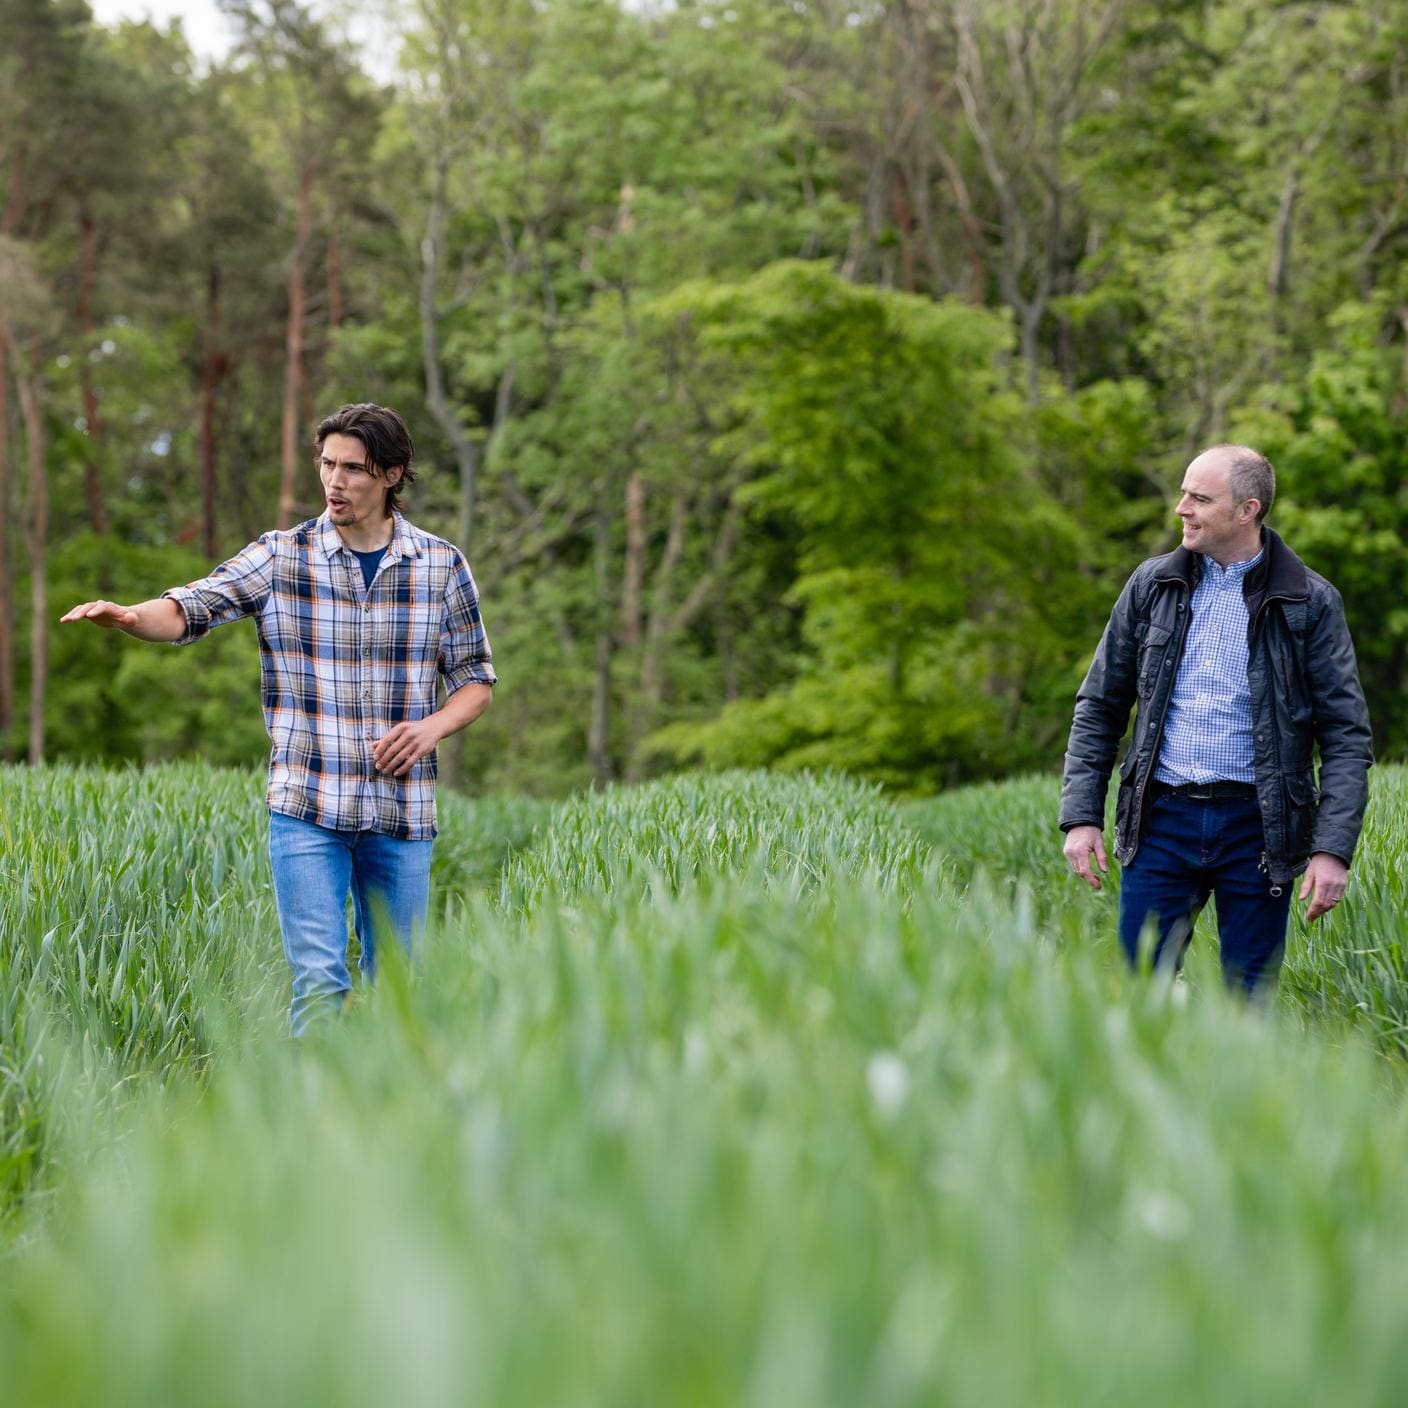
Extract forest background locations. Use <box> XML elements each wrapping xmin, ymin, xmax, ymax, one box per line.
<box><xmin>2</xmin><ymin>0</ymin><xmax>1406</xmax><ymax>799</ymax></box>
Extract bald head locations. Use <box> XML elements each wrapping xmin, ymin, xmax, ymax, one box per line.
<box><xmin>1176</xmin><ymin>444</ymin><xmax>1272</xmax><ymax>566</ymax></box>
<box><xmin>1193</xmin><ymin>444</ymin><xmax>1275</xmax><ymax>524</ymax></box>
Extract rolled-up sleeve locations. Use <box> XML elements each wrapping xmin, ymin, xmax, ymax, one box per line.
<box><xmin>439</xmin><ymin>552</ymin><xmax>496</xmax><ymax>692</ymax></box>
<box><xmin>161</xmin><ymin>537</ymin><xmax>276</xmax><ymax>645</ymax></box>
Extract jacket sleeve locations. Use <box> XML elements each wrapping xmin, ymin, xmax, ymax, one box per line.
<box><xmin>1059</xmin><ymin>571</ymin><xmax>1142</xmax><ymax>832</ymax></box>
<box><xmin>1306</xmin><ymin>586</ymin><xmax>1373</xmax><ymax>865</ymax></box>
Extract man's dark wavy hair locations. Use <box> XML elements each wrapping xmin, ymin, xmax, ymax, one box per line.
<box><xmin>315</xmin><ymin>403</ymin><xmax>417</xmax><ymax>515</ymax></box>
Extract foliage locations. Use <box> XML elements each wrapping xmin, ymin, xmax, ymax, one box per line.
<box><xmin>11</xmin><ymin>535</ymin><xmax>269</xmax><ymax>764</ymax></box>
<box><xmin>5</xmin><ymin>765</ymin><xmax>1408</xmax><ymax>1400</ymax></box>
<box><xmin>1231</xmin><ymin>300</ymin><xmax>1408</xmax><ymax>757</ymax></box>
<box><xmin>1</xmin><ymin>0</ymin><xmax>1406</xmax><ymax>797</ymax></box>
<box><xmin>643</xmin><ymin>262</ymin><xmax>1088</xmax><ymax>787</ymax></box>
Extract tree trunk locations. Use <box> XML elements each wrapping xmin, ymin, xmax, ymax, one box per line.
<box><xmin>1</xmin><ymin>147</ymin><xmax>24</xmax><ymax>238</ymax></box>
<box><xmin>76</xmin><ymin>205</ymin><xmax>107</xmax><ymax>535</ymax></box>
<box><xmin>630</xmin><ymin>493</ymin><xmax>741</xmax><ymax>778</ymax></box>
<box><xmin>327</xmin><ymin>221</ymin><xmax>343</xmax><ymax>331</ymax></box>
<box><xmin>486</xmin><ymin>360</ymin><xmax>516</xmax><ymax>479</ymax></box>
<box><xmin>713</xmin><ymin>592</ymin><xmax>739</xmax><ymax>703</ymax></box>
<box><xmin>621</xmin><ymin>474</ymin><xmax>645</xmax><ymax>647</ymax></box>
<box><xmin>16</xmin><ymin>340</ymin><xmax>46</xmax><ymax>765</ymax></box>
<box><xmin>933</xmin><ymin>138</ymin><xmax>988</xmax><ymax>303</ymax></box>
<box><xmin>420</xmin><ymin>154</ymin><xmax>481</xmax><ymax>557</ymax></box>
<box><xmin>0</xmin><ymin>330</ymin><xmax>12</xmax><ymax>759</ymax></box>
<box><xmin>1</xmin><ymin>150</ymin><xmax>23</xmax><ymax>760</ymax></box>
<box><xmin>1020</xmin><ymin>305</ymin><xmax>1042</xmax><ymax>405</ymax></box>
<box><xmin>198</xmin><ymin>263</ymin><xmax>228</xmax><ymax>560</ymax></box>
<box><xmin>278</xmin><ymin>158</ymin><xmax>314</xmax><ymax>530</ymax></box>
<box><xmin>587</xmin><ymin>497</ymin><xmax>614</xmax><ymax>787</ymax></box>
<box><xmin>638</xmin><ymin>490</ymin><xmax>688</xmax><ymax>723</ymax></box>
<box><xmin>1269</xmin><ymin>165</ymin><xmax>1299</xmax><ymax>303</ymax></box>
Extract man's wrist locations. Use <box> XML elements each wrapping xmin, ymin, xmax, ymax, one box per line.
<box><xmin>1310</xmin><ymin>850</ymin><xmax>1350</xmax><ymax>870</ymax></box>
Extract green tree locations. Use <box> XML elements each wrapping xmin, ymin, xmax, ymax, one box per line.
<box><xmin>646</xmin><ymin>261</ymin><xmax>1084</xmax><ymax>789</ymax></box>
<box><xmin>1233</xmin><ymin>300</ymin><xmax>1408</xmax><ymax>757</ymax></box>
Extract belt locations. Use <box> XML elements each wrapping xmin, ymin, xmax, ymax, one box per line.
<box><xmin>1149</xmin><ymin>779</ymin><xmax>1258</xmax><ymax>802</ymax></box>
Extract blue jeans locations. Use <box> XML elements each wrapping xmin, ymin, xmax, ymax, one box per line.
<box><xmin>1118</xmin><ymin>794</ymin><xmax>1293</xmax><ymax>995</ymax></box>
<box><xmin>268</xmin><ymin>811</ymin><xmax>433</xmax><ymax>1034</ymax></box>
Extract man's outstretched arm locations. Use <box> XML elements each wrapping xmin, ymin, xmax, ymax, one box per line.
<box><xmin>60</xmin><ymin>598</ymin><xmax>187</xmax><ymax>643</ymax></box>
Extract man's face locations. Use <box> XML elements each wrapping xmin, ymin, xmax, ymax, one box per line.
<box><xmin>317</xmin><ymin>433</ymin><xmax>401</xmax><ymax>530</ymax></box>
<box><xmin>1174</xmin><ymin>452</ymin><xmax>1256</xmax><ymax>562</ymax></box>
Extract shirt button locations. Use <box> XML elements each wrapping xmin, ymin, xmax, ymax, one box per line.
<box><xmin>363</xmin><ymin>690</ymin><xmax>371</xmax><ymax>700</ymax></box>
<box><xmin>364</xmin><ymin>730</ymin><xmax>372</xmax><ymax>741</ymax></box>
<box><xmin>362</xmin><ymin>603</ymin><xmax>370</xmax><ymax>613</ymax></box>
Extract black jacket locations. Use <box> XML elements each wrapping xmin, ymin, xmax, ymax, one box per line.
<box><xmin>1059</xmin><ymin>528</ymin><xmax>1373</xmax><ymax>886</ymax></box>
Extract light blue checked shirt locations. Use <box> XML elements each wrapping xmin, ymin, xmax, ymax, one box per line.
<box><xmin>1154</xmin><ymin>547</ymin><xmax>1264</xmax><ymax>785</ymax></box>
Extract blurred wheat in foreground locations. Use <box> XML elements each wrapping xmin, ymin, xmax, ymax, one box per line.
<box><xmin>3</xmin><ymin>764</ymin><xmax>1408</xmax><ymax>1405</ymax></box>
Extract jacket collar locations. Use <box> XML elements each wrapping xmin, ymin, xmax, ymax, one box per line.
<box><xmin>313</xmin><ymin>510</ymin><xmax>422</xmax><ymax>564</ymax></box>
<box><xmin>1150</xmin><ymin>526</ymin><xmax>1308</xmax><ymax>602</ymax></box>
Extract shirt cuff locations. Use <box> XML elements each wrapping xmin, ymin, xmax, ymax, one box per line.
<box><xmin>442</xmin><ymin>663</ymin><xmax>497</xmax><ymax>693</ymax></box>
<box><xmin>159</xmin><ymin>588</ymin><xmax>206</xmax><ymax>645</ymax></box>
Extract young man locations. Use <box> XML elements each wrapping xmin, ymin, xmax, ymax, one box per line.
<box><xmin>62</xmin><ymin>403</ymin><xmax>495</xmax><ymax>1032</ymax></box>
<box><xmin>1059</xmin><ymin>444</ymin><xmax>1372</xmax><ymax>993</ymax></box>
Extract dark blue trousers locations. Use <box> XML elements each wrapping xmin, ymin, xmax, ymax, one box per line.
<box><xmin>1118</xmin><ymin>794</ymin><xmax>1293</xmax><ymax>995</ymax></box>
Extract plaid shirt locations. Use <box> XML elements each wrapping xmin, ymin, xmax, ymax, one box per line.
<box><xmin>1154</xmin><ymin>548</ymin><xmax>1262</xmax><ymax>786</ymax></box>
<box><xmin>163</xmin><ymin>512</ymin><xmax>495</xmax><ymax>839</ymax></box>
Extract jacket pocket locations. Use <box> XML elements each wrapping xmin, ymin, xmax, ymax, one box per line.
<box><xmin>1284</xmin><ymin>771</ymin><xmax>1317</xmax><ymax>857</ymax></box>
<box><xmin>1136</xmin><ymin>624</ymin><xmax>1172</xmax><ymax>697</ymax></box>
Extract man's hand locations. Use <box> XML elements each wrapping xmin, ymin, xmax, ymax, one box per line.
<box><xmin>61</xmin><ymin>600</ymin><xmax>138</xmax><ymax>630</ymax></box>
<box><xmin>60</xmin><ymin>597</ymin><xmax>186</xmax><ymax>642</ymax></box>
<box><xmin>1299</xmin><ymin>852</ymin><xmax>1349</xmax><ymax>923</ymax></box>
<box><xmin>372</xmin><ymin>719</ymin><xmax>443</xmax><ymax>778</ymax></box>
<box><xmin>1063</xmin><ymin>825</ymin><xmax>1109</xmax><ymax>890</ymax></box>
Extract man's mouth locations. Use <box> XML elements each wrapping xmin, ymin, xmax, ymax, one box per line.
<box><xmin>328</xmin><ymin>497</ymin><xmax>348</xmax><ymax>510</ymax></box>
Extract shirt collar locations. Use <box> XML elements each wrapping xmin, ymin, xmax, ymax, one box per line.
<box><xmin>314</xmin><ymin>510</ymin><xmax>421</xmax><ymax>563</ymax></box>
<box><xmin>1198</xmin><ymin>545</ymin><xmax>1264</xmax><ymax>583</ymax></box>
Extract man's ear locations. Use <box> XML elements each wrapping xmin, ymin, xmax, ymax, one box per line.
<box><xmin>1241</xmin><ymin>498</ymin><xmax>1261</xmax><ymax>525</ymax></box>
<box><xmin>384</xmin><ymin>465</ymin><xmax>405</xmax><ymax>487</ymax></box>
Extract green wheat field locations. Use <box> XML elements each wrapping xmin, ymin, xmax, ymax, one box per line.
<box><xmin>3</xmin><ymin>762</ymin><xmax>1408</xmax><ymax>1404</ymax></box>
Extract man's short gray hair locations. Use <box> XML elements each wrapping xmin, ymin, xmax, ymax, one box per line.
<box><xmin>1217</xmin><ymin>444</ymin><xmax>1275</xmax><ymax>524</ymax></box>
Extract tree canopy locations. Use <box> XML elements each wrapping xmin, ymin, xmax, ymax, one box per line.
<box><xmin>2</xmin><ymin>0</ymin><xmax>1405</xmax><ymax>788</ymax></box>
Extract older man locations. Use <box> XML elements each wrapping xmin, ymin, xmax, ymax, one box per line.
<box><xmin>1059</xmin><ymin>444</ymin><xmax>1372</xmax><ymax>992</ymax></box>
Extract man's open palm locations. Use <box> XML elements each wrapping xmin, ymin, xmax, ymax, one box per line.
<box><xmin>61</xmin><ymin>601</ymin><xmax>137</xmax><ymax>630</ymax></box>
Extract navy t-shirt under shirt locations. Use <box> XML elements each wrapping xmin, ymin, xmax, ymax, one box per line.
<box><xmin>351</xmin><ymin>545</ymin><xmax>387</xmax><ymax>592</ymax></box>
